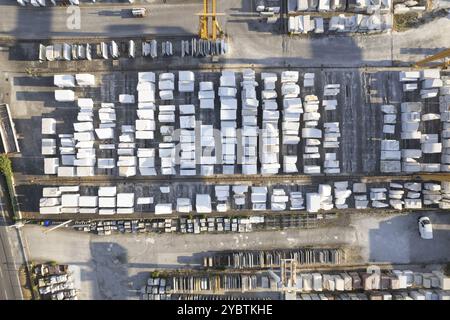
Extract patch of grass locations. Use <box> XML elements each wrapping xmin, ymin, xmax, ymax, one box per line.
<box><xmin>19</xmin><ymin>265</ymin><xmax>33</xmax><ymax>300</ymax></box>
<box><xmin>394</xmin><ymin>9</ymin><xmax>448</xmax><ymax>32</ymax></box>
<box><xmin>394</xmin><ymin>12</ymin><xmax>421</xmax><ymax>31</ymax></box>
<box><xmin>31</xmin><ymin>284</ymin><xmax>40</xmax><ymax>300</ymax></box>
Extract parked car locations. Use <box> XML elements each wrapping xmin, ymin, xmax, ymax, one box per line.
<box><xmin>418</xmin><ymin>216</ymin><xmax>433</xmax><ymax>240</ymax></box>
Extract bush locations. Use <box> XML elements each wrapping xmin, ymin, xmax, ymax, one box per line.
<box><xmin>445</xmin><ymin>263</ymin><xmax>450</xmax><ymax>277</ymax></box>
<box><xmin>0</xmin><ymin>154</ymin><xmax>12</xmax><ymax>176</ymax></box>
<box><xmin>0</xmin><ymin>154</ymin><xmax>19</xmax><ymax>216</ymax></box>
<box><xmin>31</xmin><ymin>285</ymin><xmax>40</xmax><ymax>300</ymax></box>
<box><xmin>394</xmin><ymin>12</ymin><xmax>421</xmax><ymax>31</ymax></box>
<box><xmin>48</xmin><ymin>261</ymin><xmax>57</xmax><ymax>267</ymax></box>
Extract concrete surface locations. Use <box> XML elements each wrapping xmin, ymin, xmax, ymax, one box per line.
<box><xmin>0</xmin><ymin>1</ymin><xmax>448</xmax><ymax>67</ymax></box>
<box><xmin>20</xmin><ymin>211</ymin><xmax>450</xmax><ymax>299</ymax></box>
<box><xmin>354</xmin><ymin>211</ymin><xmax>450</xmax><ymax>264</ymax></box>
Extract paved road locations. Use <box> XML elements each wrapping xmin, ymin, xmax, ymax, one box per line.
<box><xmin>21</xmin><ymin>211</ymin><xmax>450</xmax><ymax>299</ymax></box>
<box><xmin>0</xmin><ymin>1</ymin><xmax>448</xmax><ymax>66</ymax></box>
<box><xmin>0</xmin><ymin>201</ymin><xmax>23</xmax><ymax>300</ymax></box>
<box><xmin>0</xmin><ymin>2</ymin><xmax>200</xmax><ymax>38</ymax></box>
<box><xmin>0</xmin><ymin>222</ymin><xmax>16</xmax><ymax>299</ymax></box>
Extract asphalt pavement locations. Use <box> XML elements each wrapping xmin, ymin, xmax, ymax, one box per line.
<box><xmin>0</xmin><ymin>223</ymin><xmax>16</xmax><ymax>300</ymax></box>
<box><xmin>0</xmin><ymin>202</ymin><xmax>23</xmax><ymax>300</ymax></box>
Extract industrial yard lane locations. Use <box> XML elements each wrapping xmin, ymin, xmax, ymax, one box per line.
<box><xmin>21</xmin><ymin>211</ymin><xmax>450</xmax><ymax>299</ymax></box>
<box><xmin>0</xmin><ymin>1</ymin><xmax>448</xmax><ymax>67</ymax></box>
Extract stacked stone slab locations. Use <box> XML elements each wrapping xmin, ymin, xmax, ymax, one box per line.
<box><xmin>232</xmin><ymin>185</ymin><xmax>249</xmax><ymax>207</ymax></box>
<box><xmin>159</xmin><ymin>139</ymin><xmax>176</xmax><ymax>175</ymax></box>
<box><xmin>381</xmin><ymin>104</ymin><xmax>396</xmax><ymax>135</ymax></box>
<box><xmin>42</xmin><ymin>118</ymin><xmax>58</xmax><ymax>175</ymax></box>
<box><xmin>261</xmin><ymin>72</ymin><xmax>280</xmax><ymax>174</ymax></box>
<box><xmin>281</xmin><ymin>72</ymin><xmax>302</xmax><ymax>172</ymax></box>
<box><xmin>383</xmin><ymin>103</ymin><xmax>401</xmax><ymax>172</ymax></box>
<box><xmin>440</xmin><ymin>75</ymin><xmax>450</xmax><ymax>172</ymax></box>
<box><xmin>370</xmin><ymin>187</ymin><xmax>388</xmax><ymax>208</ymax></box>
<box><xmin>423</xmin><ymin>183</ymin><xmax>441</xmax><ymax>206</ymax></box>
<box><xmin>271</xmin><ymin>188</ymin><xmax>288</xmax><ymax>211</ymax></box>
<box><xmin>158</xmin><ymin>72</ymin><xmax>175</xmax><ymax>100</ymax></box>
<box><xmin>117</xmin><ymin>123</ymin><xmax>136</xmax><ymax>177</ymax></box>
<box><xmin>334</xmin><ymin>181</ymin><xmax>351</xmax><ymax>209</ymax></box>
<box><xmin>417</xmin><ymin>72</ymin><xmax>443</xmax><ymax>171</ymax></box>
<box><xmin>380</xmin><ymin>139</ymin><xmax>401</xmax><ymax>173</ymax></box>
<box><xmin>302</xmin><ymin>94</ymin><xmax>321</xmax><ymax>174</ymax></box>
<box><xmin>304</xmin><ymin>73</ymin><xmax>315</xmax><ymax>88</ymax></box>
<box><xmin>178</xmin><ymin>105</ymin><xmax>196</xmax><ymax>176</ymax></box>
<box><xmin>281</xmin><ymin>71</ymin><xmax>302</xmax><ymax>156</ymax></box>
<box><xmin>399</xmin><ymin>71</ymin><xmax>420</xmax><ymax>92</ymax></box>
<box><xmin>318</xmin><ymin>184</ymin><xmax>334</xmax><ymax>211</ymax></box>
<box><xmin>199</xmin><ymin>124</ymin><xmax>214</xmax><ymax>176</ymax></box>
<box><xmin>219</xmin><ymin>70</ymin><xmax>237</xmax><ymax>174</ymax></box>
<box><xmin>420</xmin><ymin>69</ymin><xmax>441</xmax><ymax>99</ymax></box>
<box><xmin>96</xmin><ymin>103</ymin><xmax>116</xmax><ymax>173</ymax></box>
<box><xmin>98</xmin><ymin>186</ymin><xmax>117</xmax><ymax>215</ymax></box>
<box><xmin>290</xmin><ymin>191</ymin><xmax>305</xmax><ymax>210</ymax></box>
<box><xmin>440</xmin><ymin>182</ymin><xmax>450</xmax><ymax>209</ymax></box>
<box><xmin>404</xmin><ymin>182</ymin><xmax>422</xmax><ymax>209</ymax></box>
<box><xmin>198</xmin><ymin>80</ymin><xmax>216</xmax><ymax>175</ymax></box>
<box><xmin>215</xmin><ymin>185</ymin><xmax>230</xmax><ymax>212</ymax></box>
<box><xmin>136</xmin><ymin>72</ymin><xmax>156</xmax><ymax>176</ymax></box>
<box><xmin>142</xmin><ymin>40</ymin><xmax>158</xmax><ymax>58</ymax></box>
<box><xmin>251</xmin><ymin>186</ymin><xmax>268</xmax><ymax>211</ymax></box>
<box><xmin>323</xmin><ymin>122</ymin><xmax>340</xmax><ymax>173</ymax></box>
<box><xmin>240</xmin><ymin>69</ymin><xmax>259</xmax><ymax>175</ymax></box>
<box><xmin>40</xmin><ymin>186</ymin><xmax>79</xmax><ymax>215</ymax></box>
<box><xmin>353</xmin><ymin>182</ymin><xmax>368</xmax><ymax>209</ymax></box>
<box><xmin>389</xmin><ymin>182</ymin><xmax>404</xmax><ymax>210</ymax></box>
<box><xmin>400</xmin><ymin>102</ymin><xmax>422</xmax><ymax>172</ymax></box>
<box><xmin>73</xmin><ymin>98</ymin><xmax>95</xmax><ymax>177</ymax></box>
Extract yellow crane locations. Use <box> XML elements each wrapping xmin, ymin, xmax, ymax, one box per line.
<box><xmin>414</xmin><ymin>48</ymin><xmax>450</xmax><ymax>69</ymax></box>
<box><xmin>197</xmin><ymin>0</ymin><xmax>224</xmax><ymax>40</ymax></box>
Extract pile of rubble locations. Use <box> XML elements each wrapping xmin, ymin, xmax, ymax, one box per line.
<box><xmin>287</xmin><ymin>0</ymin><xmax>392</xmax><ymax>13</ymax></box>
<box><xmin>289</xmin><ymin>13</ymin><xmax>390</xmax><ymax>34</ymax></box>
<box><xmin>394</xmin><ymin>0</ymin><xmax>427</xmax><ymax>14</ymax></box>
<box><xmin>34</xmin><ymin>263</ymin><xmax>78</xmax><ymax>300</ymax></box>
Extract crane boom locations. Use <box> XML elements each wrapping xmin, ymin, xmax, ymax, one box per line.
<box><xmin>416</xmin><ymin>173</ymin><xmax>450</xmax><ymax>182</ymax></box>
<box><xmin>197</xmin><ymin>0</ymin><xmax>224</xmax><ymax>40</ymax></box>
<box><xmin>414</xmin><ymin>48</ymin><xmax>450</xmax><ymax>69</ymax></box>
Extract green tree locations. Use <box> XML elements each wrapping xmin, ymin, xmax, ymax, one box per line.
<box><xmin>0</xmin><ymin>154</ymin><xmax>18</xmax><ymax>215</ymax></box>
<box><xmin>0</xmin><ymin>154</ymin><xmax>12</xmax><ymax>176</ymax></box>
